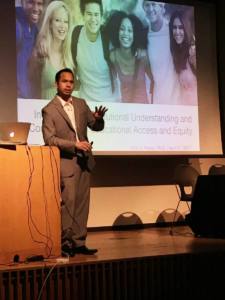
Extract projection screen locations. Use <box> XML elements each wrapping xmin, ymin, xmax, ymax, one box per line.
<box><xmin>14</xmin><ymin>0</ymin><xmax>222</xmax><ymax>155</ymax></box>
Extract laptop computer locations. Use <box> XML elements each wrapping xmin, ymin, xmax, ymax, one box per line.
<box><xmin>0</xmin><ymin>122</ymin><xmax>31</xmax><ymax>145</ymax></box>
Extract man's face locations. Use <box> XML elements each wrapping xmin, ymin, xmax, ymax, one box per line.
<box><xmin>143</xmin><ymin>1</ymin><xmax>164</xmax><ymax>24</ymax></box>
<box><xmin>83</xmin><ymin>3</ymin><xmax>102</xmax><ymax>35</ymax></box>
<box><xmin>22</xmin><ymin>0</ymin><xmax>44</xmax><ymax>24</ymax></box>
<box><xmin>56</xmin><ymin>72</ymin><xmax>74</xmax><ymax>98</ymax></box>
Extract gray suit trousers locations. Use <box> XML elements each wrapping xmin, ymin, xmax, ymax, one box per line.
<box><xmin>61</xmin><ymin>158</ymin><xmax>90</xmax><ymax>247</ymax></box>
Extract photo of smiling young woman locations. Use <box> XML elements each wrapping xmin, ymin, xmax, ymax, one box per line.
<box><xmin>169</xmin><ymin>9</ymin><xmax>197</xmax><ymax>105</ymax></box>
<box><xmin>29</xmin><ymin>0</ymin><xmax>74</xmax><ymax>99</ymax></box>
<box><xmin>106</xmin><ymin>11</ymin><xmax>154</xmax><ymax>103</ymax></box>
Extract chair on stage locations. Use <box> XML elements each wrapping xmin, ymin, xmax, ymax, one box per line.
<box><xmin>170</xmin><ymin>164</ymin><xmax>200</xmax><ymax>235</ymax></box>
<box><xmin>112</xmin><ymin>212</ymin><xmax>143</xmax><ymax>230</ymax></box>
<box><xmin>208</xmin><ymin>164</ymin><xmax>225</xmax><ymax>175</ymax></box>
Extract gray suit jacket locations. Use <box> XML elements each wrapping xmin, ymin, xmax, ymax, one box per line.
<box><xmin>42</xmin><ymin>96</ymin><xmax>104</xmax><ymax>176</ymax></box>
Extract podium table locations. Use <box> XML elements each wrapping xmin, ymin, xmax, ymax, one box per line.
<box><xmin>0</xmin><ymin>145</ymin><xmax>61</xmax><ymax>264</ymax></box>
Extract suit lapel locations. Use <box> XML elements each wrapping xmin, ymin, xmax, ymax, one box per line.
<box><xmin>72</xmin><ymin>97</ymin><xmax>80</xmax><ymax>135</ymax></box>
<box><xmin>52</xmin><ymin>96</ymin><xmax>75</xmax><ymax>132</ymax></box>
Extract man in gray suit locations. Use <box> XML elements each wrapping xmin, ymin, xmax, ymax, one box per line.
<box><xmin>42</xmin><ymin>68</ymin><xmax>107</xmax><ymax>256</ymax></box>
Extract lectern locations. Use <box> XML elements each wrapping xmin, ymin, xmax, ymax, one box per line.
<box><xmin>0</xmin><ymin>145</ymin><xmax>61</xmax><ymax>264</ymax></box>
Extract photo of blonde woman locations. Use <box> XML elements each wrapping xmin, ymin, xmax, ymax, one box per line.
<box><xmin>30</xmin><ymin>0</ymin><xmax>74</xmax><ymax>99</ymax></box>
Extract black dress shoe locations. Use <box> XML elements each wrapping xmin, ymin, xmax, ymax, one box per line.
<box><xmin>61</xmin><ymin>244</ymin><xmax>75</xmax><ymax>257</ymax></box>
<box><xmin>73</xmin><ymin>246</ymin><xmax>98</xmax><ymax>255</ymax></box>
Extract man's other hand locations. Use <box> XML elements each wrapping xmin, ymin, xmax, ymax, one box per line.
<box><xmin>93</xmin><ymin>106</ymin><xmax>108</xmax><ymax>119</ymax></box>
<box><xmin>75</xmin><ymin>141</ymin><xmax>92</xmax><ymax>152</ymax></box>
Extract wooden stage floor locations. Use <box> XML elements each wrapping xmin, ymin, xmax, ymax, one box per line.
<box><xmin>1</xmin><ymin>225</ymin><xmax>225</xmax><ymax>268</ymax></box>
<box><xmin>1</xmin><ymin>225</ymin><xmax>225</xmax><ymax>269</ymax></box>
<box><xmin>1</xmin><ymin>226</ymin><xmax>225</xmax><ymax>300</ymax></box>
<box><xmin>81</xmin><ymin>225</ymin><xmax>225</xmax><ymax>262</ymax></box>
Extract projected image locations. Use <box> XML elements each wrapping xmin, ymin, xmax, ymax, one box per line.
<box><xmin>16</xmin><ymin>0</ymin><xmax>199</xmax><ymax>152</ymax></box>
<box><xmin>16</xmin><ymin>0</ymin><xmax>197</xmax><ymax>105</ymax></box>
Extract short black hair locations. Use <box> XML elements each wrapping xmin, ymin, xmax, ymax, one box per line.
<box><xmin>55</xmin><ymin>68</ymin><xmax>74</xmax><ymax>83</ymax></box>
<box><xmin>80</xmin><ymin>0</ymin><xmax>103</xmax><ymax>16</ymax></box>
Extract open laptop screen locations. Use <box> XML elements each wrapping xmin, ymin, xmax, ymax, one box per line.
<box><xmin>0</xmin><ymin>122</ymin><xmax>31</xmax><ymax>145</ymax></box>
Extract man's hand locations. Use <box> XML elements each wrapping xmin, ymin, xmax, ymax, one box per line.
<box><xmin>93</xmin><ymin>106</ymin><xmax>108</xmax><ymax>120</ymax></box>
<box><xmin>75</xmin><ymin>140</ymin><xmax>92</xmax><ymax>152</ymax></box>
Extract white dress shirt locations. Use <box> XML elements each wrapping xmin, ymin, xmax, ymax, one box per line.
<box><xmin>57</xmin><ymin>95</ymin><xmax>80</xmax><ymax>141</ymax></box>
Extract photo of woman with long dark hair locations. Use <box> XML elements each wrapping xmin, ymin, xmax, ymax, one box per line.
<box><xmin>169</xmin><ymin>9</ymin><xmax>197</xmax><ymax>105</ymax></box>
<box><xmin>106</xmin><ymin>10</ymin><xmax>154</xmax><ymax>103</ymax></box>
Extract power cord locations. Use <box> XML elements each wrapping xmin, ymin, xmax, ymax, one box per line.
<box><xmin>36</xmin><ymin>262</ymin><xmax>58</xmax><ymax>300</ymax></box>
<box><xmin>25</xmin><ymin>146</ymin><xmax>53</xmax><ymax>256</ymax></box>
